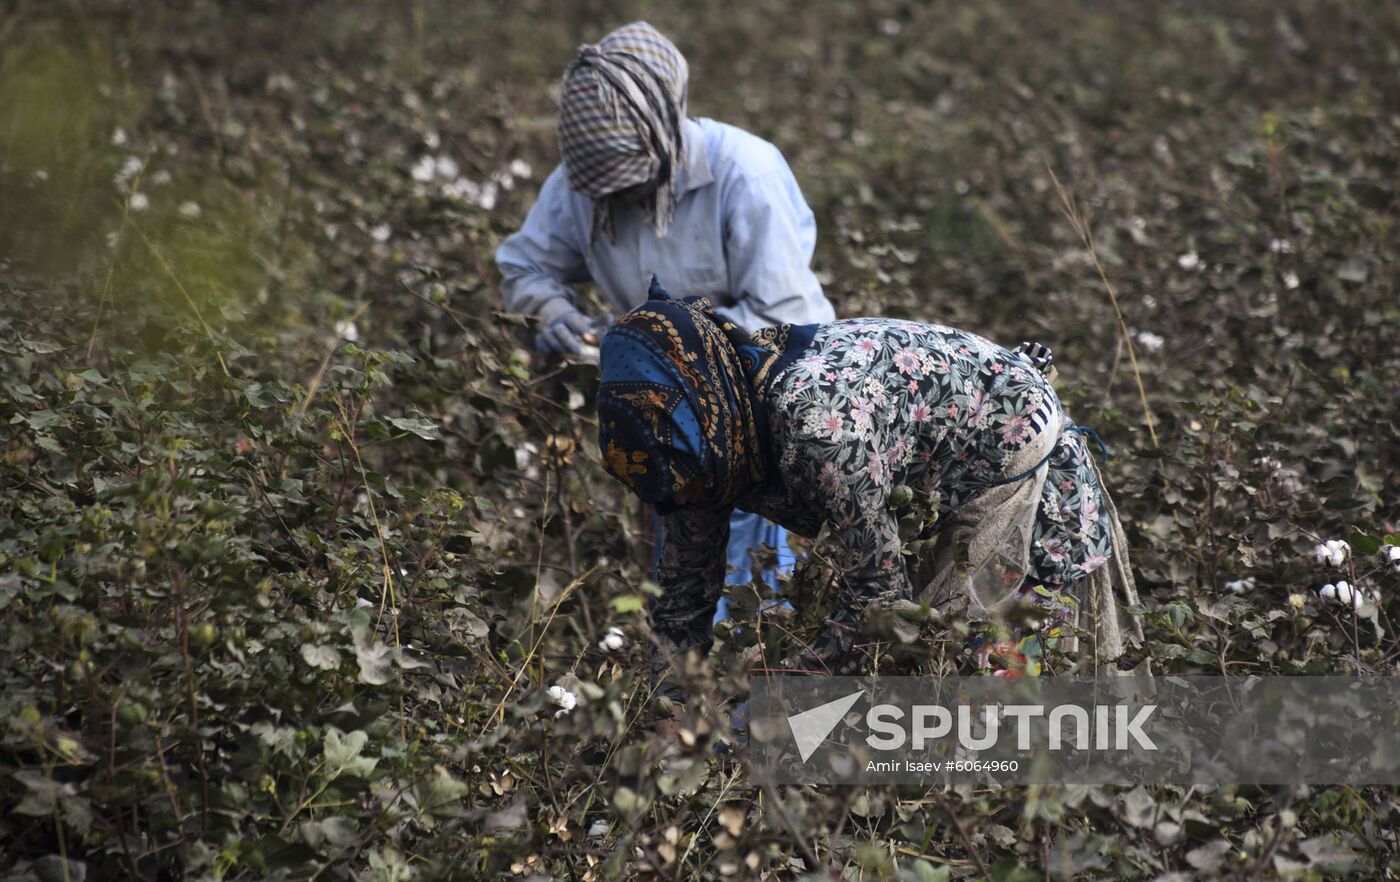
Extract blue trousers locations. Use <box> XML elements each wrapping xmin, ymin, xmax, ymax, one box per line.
<box><xmin>651</xmin><ymin>510</ymin><xmax>796</xmax><ymax>625</ymax></box>
<box><xmin>716</xmin><ymin>510</ymin><xmax>797</xmax><ymax>623</ymax></box>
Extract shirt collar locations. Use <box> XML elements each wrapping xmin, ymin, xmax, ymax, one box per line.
<box><xmin>675</xmin><ymin>118</ymin><xmax>713</xmax><ymax>193</ymax></box>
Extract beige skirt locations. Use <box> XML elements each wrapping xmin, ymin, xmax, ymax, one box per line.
<box><xmin>917</xmin><ymin>425</ymin><xmax>1146</xmax><ymax>674</ymax></box>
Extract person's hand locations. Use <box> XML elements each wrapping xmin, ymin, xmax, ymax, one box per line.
<box><xmin>535</xmin><ymin>304</ymin><xmax>613</xmax><ymax>357</ymax></box>
<box><xmin>535</xmin><ymin>305</ymin><xmax>594</xmax><ymax>356</ymax></box>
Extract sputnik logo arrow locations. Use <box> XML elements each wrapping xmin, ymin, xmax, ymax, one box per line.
<box><xmin>786</xmin><ymin>689</ymin><xmax>864</xmax><ymax>762</ymax></box>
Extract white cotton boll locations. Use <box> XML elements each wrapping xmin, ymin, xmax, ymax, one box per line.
<box><xmin>1224</xmin><ymin>577</ymin><xmax>1254</xmax><ymax>595</ymax></box>
<box><xmin>476</xmin><ymin>181</ymin><xmax>498</xmax><ymax>211</ymax></box>
<box><xmin>598</xmin><ymin>627</ymin><xmax>626</xmax><ymax>652</ymax></box>
<box><xmin>411</xmin><ymin>155</ymin><xmax>436</xmax><ymax>182</ymax></box>
<box><xmin>1282</xmin><ymin>271</ymin><xmax>1300</xmax><ymax>290</ymax></box>
<box><xmin>574</xmin><ymin>343</ymin><xmax>600</xmax><ymax>365</ymax></box>
<box><xmin>1269</xmin><ymin>238</ymin><xmax>1294</xmax><ymax>254</ymax></box>
<box><xmin>1334</xmin><ymin>581</ymin><xmax>1362</xmax><ymax>608</ymax></box>
<box><xmin>178</xmin><ymin>201</ymin><xmax>202</xmax><ymax>219</ymax></box>
<box><xmin>334</xmin><ymin>319</ymin><xmax>359</xmax><ymax>343</ymax></box>
<box><xmin>1320</xmin><ymin>581</ymin><xmax>1363</xmax><ymax>609</ymax></box>
<box><xmin>1135</xmin><ymin>331</ymin><xmax>1165</xmax><ymax>353</ymax></box>
<box><xmin>434</xmin><ymin>155</ymin><xmax>459</xmax><ymax>180</ymax></box>
<box><xmin>513</xmin><ymin>441</ymin><xmax>539</xmax><ymax>472</ymax></box>
<box><xmin>370</xmin><ymin>223</ymin><xmax>391</xmax><ymax>242</ymax></box>
<box><xmin>1384</xmin><ymin>546</ymin><xmax>1400</xmax><ymax>572</ymax></box>
<box><xmin>509</xmin><ymin>158</ymin><xmax>533</xmax><ymax>179</ymax></box>
<box><xmin>111</xmin><ymin>127</ymin><xmax>128</xmax><ymax>146</ymax></box>
<box><xmin>1315</xmin><ymin>540</ymin><xmax>1350</xmax><ymax>568</ymax></box>
<box><xmin>1177</xmin><ymin>251</ymin><xmax>1200</xmax><ymax>270</ymax></box>
<box><xmin>128</xmin><ymin>192</ymin><xmax>149</xmax><ymax>213</ymax></box>
<box><xmin>441</xmin><ymin>177</ymin><xmax>478</xmax><ymax>201</ymax></box>
<box><xmin>115</xmin><ymin>156</ymin><xmax>143</xmax><ymax>186</ymax></box>
<box><xmin>548</xmin><ymin>684</ymin><xmax>578</xmax><ymax>717</ymax></box>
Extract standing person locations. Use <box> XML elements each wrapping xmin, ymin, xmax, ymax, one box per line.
<box><xmin>596</xmin><ymin>281</ymin><xmax>1146</xmax><ymax>682</ymax></box>
<box><xmin>497</xmin><ymin>22</ymin><xmax>835</xmax><ymax>622</ymax></box>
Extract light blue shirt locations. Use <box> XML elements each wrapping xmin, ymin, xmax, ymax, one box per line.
<box><xmin>496</xmin><ymin>118</ymin><xmax>834</xmax><ymax>334</ymax></box>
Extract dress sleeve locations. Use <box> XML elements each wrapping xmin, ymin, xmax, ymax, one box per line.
<box><xmin>651</xmin><ymin>506</ymin><xmax>731</xmax><ymax>660</ymax></box>
<box><xmin>714</xmin><ymin>166</ymin><xmax>835</xmax><ymax>332</ymax></box>
<box><xmin>494</xmin><ymin>165</ymin><xmax>593</xmax><ymax>319</ymax></box>
<box><xmin>779</xmin><ymin>414</ymin><xmax>913</xmax><ymax>673</ymax></box>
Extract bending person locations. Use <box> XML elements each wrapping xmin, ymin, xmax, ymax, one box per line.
<box><xmin>597</xmin><ymin>280</ymin><xmax>1145</xmax><ymax>683</ymax></box>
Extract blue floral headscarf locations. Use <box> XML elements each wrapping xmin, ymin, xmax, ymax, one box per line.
<box><xmin>597</xmin><ymin>278</ymin><xmax>816</xmax><ymax>513</ymax></box>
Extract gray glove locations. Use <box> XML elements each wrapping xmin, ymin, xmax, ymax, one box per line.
<box><xmin>535</xmin><ymin>301</ymin><xmax>599</xmax><ymax>356</ymax></box>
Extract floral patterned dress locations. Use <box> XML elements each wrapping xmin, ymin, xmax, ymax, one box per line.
<box><xmin>652</xmin><ymin>319</ymin><xmax>1113</xmax><ymax>671</ymax></box>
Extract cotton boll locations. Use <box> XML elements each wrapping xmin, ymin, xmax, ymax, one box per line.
<box><xmin>1177</xmin><ymin>251</ymin><xmax>1200</xmax><ymax>270</ymax></box>
<box><xmin>1135</xmin><ymin>331</ymin><xmax>1165</xmax><ymax>353</ymax></box>
<box><xmin>1319</xmin><ymin>581</ymin><xmax>1363</xmax><ymax>609</ymax></box>
<box><xmin>548</xmin><ymin>684</ymin><xmax>577</xmax><ymax>716</ymax></box>
<box><xmin>598</xmin><ymin>626</ymin><xmax>626</xmax><ymax>652</ymax></box>
<box><xmin>1314</xmin><ymin>539</ymin><xmax>1350</xmax><ymax>568</ymax></box>
<box><xmin>115</xmin><ymin>156</ymin><xmax>143</xmax><ymax>186</ymax></box>
<box><xmin>1382</xmin><ymin>546</ymin><xmax>1400</xmax><ymax>572</ymax></box>
<box><xmin>1224</xmin><ymin>577</ymin><xmax>1254</xmax><ymax>594</ymax></box>
<box><xmin>1334</xmin><ymin>581</ymin><xmax>1363</xmax><ymax>609</ymax></box>
<box><xmin>434</xmin><ymin>155</ymin><xmax>459</xmax><ymax>180</ymax></box>
<box><xmin>411</xmin><ymin>155</ymin><xmax>436</xmax><ymax>182</ymax></box>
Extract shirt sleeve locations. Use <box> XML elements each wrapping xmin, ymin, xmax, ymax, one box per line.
<box><xmin>494</xmin><ymin>165</ymin><xmax>593</xmax><ymax>319</ymax></box>
<box><xmin>652</xmin><ymin>506</ymin><xmax>731</xmax><ymax>655</ymax></box>
<box><xmin>715</xmin><ymin>164</ymin><xmax>835</xmax><ymax>332</ymax></box>
<box><xmin>780</xmin><ymin>418</ymin><xmax>912</xmax><ymax>674</ymax></box>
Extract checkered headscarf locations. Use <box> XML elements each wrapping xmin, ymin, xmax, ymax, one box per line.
<box><xmin>558</xmin><ymin>22</ymin><xmax>688</xmax><ymax>244</ymax></box>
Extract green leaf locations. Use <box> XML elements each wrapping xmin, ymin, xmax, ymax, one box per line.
<box><xmin>1185</xmin><ymin>839</ymin><xmax>1232</xmax><ymax>872</ymax></box>
<box><xmin>414</xmin><ymin>765</ymin><xmax>469</xmax><ymax>817</ymax></box>
<box><xmin>385</xmin><ymin>415</ymin><xmax>442</xmax><ymax>441</ymax></box>
<box><xmin>353</xmin><ymin>628</ymin><xmax>394</xmax><ymax>685</ymax></box>
<box><xmin>301</xmin><ymin>816</ymin><xmax>358</xmax><ymax>852</ymax></box>
<box><xmin>610</xmin><ymin>595</ymin><xmax>646</xmax><ymax>613</ymax></box>
<box><xmin>989</xmin><ymin>857</ymin><xmax>1038</xmax><ymax>882</ymax></box>
<box><xmin>301</xmin><ymin>643</ymin><xmax>343</xmax><ymax>670</ymax></box>
<box><xmin>322</xmin><ymin>728</ymin><xmax>377</xmax><ymax>780</ymax></box>
<box><xmin>12</xmin><ymin>769</ymin><xmax>60</xmax><ymax>816</ymax></box>
<box><xmin>1347</xmin><ymin>530</ymin><xmax>1381</xmax><ymax>555</ymax></box>
<box><xmin>910</xmin><ymin>861</ymin><xmax>950</xmax><ymax>882</ymax></box>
